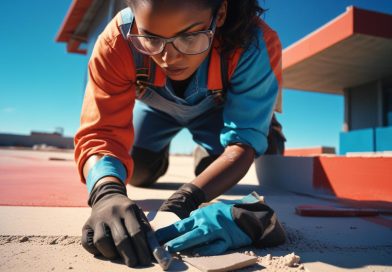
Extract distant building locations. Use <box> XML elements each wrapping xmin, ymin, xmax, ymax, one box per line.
<box><xmin>56</xmin><ymin>3</ymin><xmax>392</xmax><ymax>155</ymax></box>
<box><xmin>0</xmin><ymin>131</ymin><xmax>74</xmax><ymax>149</ymax></box>
<box><xmin>282</xmin><ymin>6</ymin><xmax>392</xmax><ymax>154</ymax></box>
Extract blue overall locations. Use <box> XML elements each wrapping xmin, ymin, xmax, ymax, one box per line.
<box><xmin>132</xmin><ymin>56</ymin><xmax>225</xmax><ymax>156</ymax></box>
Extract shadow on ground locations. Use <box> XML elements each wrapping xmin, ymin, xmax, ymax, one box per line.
<box><xmin>148</xmin><ymin>182</ymin><xmax>263</xmax><ymax>196</ymax></box>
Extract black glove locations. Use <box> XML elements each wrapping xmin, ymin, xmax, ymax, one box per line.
<box><xmin>158</xmin><ymin>183</ymin><xmax>206</xmax><ymax>219</ymax></box>
<box><xmin>232</xmin><ymin>202</ymin><xmax>286</xmax><ymax>248</ymax></box>
<box><xmin>81</xmin><ymin>181</ymin><xmax>152</xmax><ymax>267</ymax></box>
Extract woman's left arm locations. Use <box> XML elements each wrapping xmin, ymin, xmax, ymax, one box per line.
<box><xmin>194</xmin><ymin>23</ymin><xmax>282</xmax><ymax>200</ymax></box>
<box><xmin>193</xmin><ymin>143</ymin><xmax>255</xmax><ymax>200</ymax></box>
<box><xmin>159</xmin><ymin>23</ymin><xmax>282</xmax><ymax>216</ymax></box>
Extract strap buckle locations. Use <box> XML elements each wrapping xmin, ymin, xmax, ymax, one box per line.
<box><xmin>210</xmin><ymin>89</ymin><xmax>226</xmax><ymax>105</ymax></box>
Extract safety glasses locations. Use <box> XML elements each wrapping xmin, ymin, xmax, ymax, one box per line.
<box><xmin>127</xmin><ymin>16</ymin><xmax>217</xmax><ymax>56</ymax></box>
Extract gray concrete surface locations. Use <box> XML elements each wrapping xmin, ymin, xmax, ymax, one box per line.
<box><xmin>1</xmin><ymin>149</ymin><xmax>391</xmax><ymax>271</ymax></box>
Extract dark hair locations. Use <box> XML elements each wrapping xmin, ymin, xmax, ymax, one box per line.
<box><xmin>213</xmin><ymin>0</ymin><xmax>265</xmax><ymax>54</ymax></box>
<box><xmin>125</xmin><ymin>0</ymin><xmax>265</xmax><ymax>54</ymax></box>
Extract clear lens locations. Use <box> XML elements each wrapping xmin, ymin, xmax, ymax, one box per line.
<box><xmin>128</xmin><ymin>31</ymin><xmax>212</xmax><ymax>55</ymax></box>
<box><xmin>174</xmin><ymin>33</ymin><xmax>211</xmax><ymax>55</ymax></box>
<box><xmin>129</xmin><ymin>36</ymin><xmax>163</xmax><ymax>55</ymax></box>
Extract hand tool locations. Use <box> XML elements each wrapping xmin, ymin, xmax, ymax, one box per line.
<box><xmin>142</xmin><ymin>209</ymin><xmax>172</xmax><ymax>270</ymax></box>
<box><xmin>146</xmin><ymin>228</ymin><xmax>173</xmax><ymax>270</ymax></box>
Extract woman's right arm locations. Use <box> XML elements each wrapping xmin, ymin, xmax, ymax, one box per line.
<box><xmin>75</xmin><ymin>17</ymin><xmax>154</xmax><ymax>267</ymax></box>
<box><xmin>74</xmin><ymin>18</ymin><xmax>136</xmax><ymax>190</ymax></box>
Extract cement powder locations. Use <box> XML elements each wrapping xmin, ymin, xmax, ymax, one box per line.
<box><xmin>1</xmin><ymin>230</ymin><xmax>392</xmax><ymax>272</ymax></box>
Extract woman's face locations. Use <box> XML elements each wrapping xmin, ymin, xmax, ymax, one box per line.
<box><xmin>132</xmin><ymin>3</ymin><xmax>221</xmax><ymax>81</ymax></box>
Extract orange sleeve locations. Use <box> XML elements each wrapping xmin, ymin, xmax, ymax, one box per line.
<box><xmin>226</xmin><ymin>20</ymin><xmax>282</xmax><ymax>113</ymax></box>
<box><xmin>264</xmin><ymin>31</ymin><xmax>282</xmax><ymax>91</ymax></box>
<box><xmin>74</xmin><ymin>18</ymin><xmax>136</xmax><ymax>185</ymax></box>
<box><xmin>259</xmin><ymin>20</ymin><xmax>283</xmax><ymax>113</ymax></box>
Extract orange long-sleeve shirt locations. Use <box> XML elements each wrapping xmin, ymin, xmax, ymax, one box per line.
<box><xmin>74</xmin><ymin>13</ymin><xmax>136</xmax><ymax>185</ymax></box>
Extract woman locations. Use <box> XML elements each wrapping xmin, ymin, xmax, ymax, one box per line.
<box><xmin>75</xmin><ymin>0</ymin><xmax>285</xmax><ymax>267</ymax></box>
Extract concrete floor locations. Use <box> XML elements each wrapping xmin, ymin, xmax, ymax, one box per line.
<box><xmin>0</xmin><ymin>148</ymin><xmax>391</xmax><ymax>271</ymax></box>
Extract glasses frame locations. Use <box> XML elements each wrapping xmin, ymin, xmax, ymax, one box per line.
<box><xmin>127</xmin><ymin>15</ymin><xmax>217</xmax><ymax>56</ymax></box>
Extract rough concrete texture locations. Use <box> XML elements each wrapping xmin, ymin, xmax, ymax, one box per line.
<box><xmin>0</xmin><ymin>235</ymin><xmax>189</xmax><ymax>272</ymax></box>
<box><xmin>1</xmin><ymin>148</ymin><xmax>392</xmax><ymax>271</ymax></box>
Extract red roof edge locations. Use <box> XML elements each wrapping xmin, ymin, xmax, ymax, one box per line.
<box><xmin>282</xmin><ymin>6</ymin><xmax>354</xmax><ymax>70</ymax></box>
<box><xmin>353</xmin><ymin>7</ymin><xmax>392</xmax><ymax>39</ymax></box>
<box><xmin>55</xmin><ymin>0</ymin><xmax>93</xmax><ymax>54</ymax></box>
<box><xmin>282</xmin><ymin>6</ymin><xmax>392</xmax><ymax>71</ymax></box>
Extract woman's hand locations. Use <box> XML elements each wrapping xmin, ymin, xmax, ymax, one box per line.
<box><xmin>156</xmin><ymin>201</ymin><xmax>252</xmax><ymax>256</ymax></box>
<box><xmin>156</xmin><ymin>195</ymin><xmax>286</xmax><ymax>256</ymax></box>
<box><xmin>81</xmin><ymin>181</ymin><xmax>152</xmax><ymax>267</ymax></box>
<box><xmin>158</xmin><ymin>183</ymin><xmax>206</xmax><ymax>219</ymax></box>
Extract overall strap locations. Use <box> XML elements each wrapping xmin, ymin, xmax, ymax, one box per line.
<box><xmin>208</xmin><ymin>44</ymin><xmax>242</xmax><ymax>105</ymax></box>
<box><xmin>206</xmin><ymin>45</ymin><xmax>224</xmax><ymax>104</ymax></box>
<box><xmin>119</xmin><ymin>8</ymin><xmax>159</xmax><ymax>94</ymax></box>
<box><xmin>220</xmin><ymin>52</ymin><xmax>229</xmax><ymax>91</ymax></box>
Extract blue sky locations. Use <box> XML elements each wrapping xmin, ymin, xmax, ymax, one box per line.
<box><xmin>1</xmin><ymin>1</ymin><xmax>391</xmax><ymax>154</ymax></box>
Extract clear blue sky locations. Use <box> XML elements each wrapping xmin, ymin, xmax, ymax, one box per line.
<box><xmin>1</xmin><ymin>1</ymin><xmax>391</xmax><ymax>154</ymax></box>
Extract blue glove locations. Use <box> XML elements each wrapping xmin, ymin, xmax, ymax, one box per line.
<box><xmin>155</xmin><ymin>202</ymin><xmax>252</xmax><ymax>256</ymax></box>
